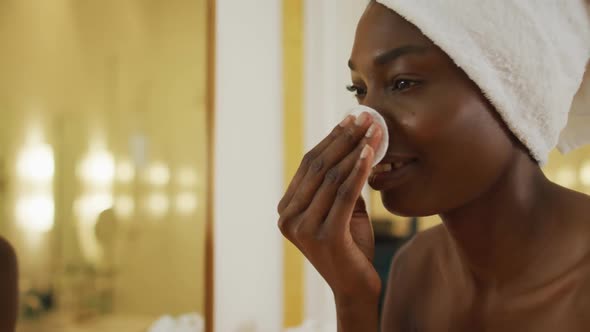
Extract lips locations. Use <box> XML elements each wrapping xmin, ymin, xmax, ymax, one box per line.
<box><xmin>369</xmin><ymin>155</ymin><xmax>418</xmax><ymax>190</ymax></box>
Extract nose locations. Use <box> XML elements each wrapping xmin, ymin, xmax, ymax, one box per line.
<box><xmin>358</xmin><ymin>91</ymin><xmax>406</xmax><ymax>151</ymax></box>
<box><xmin>360</xmin><ymin>91</ymin><xmax>393</xmax><ymax>130</ymax></box>
<box><xmin>360</xmin><ymin>90</ymin><xmax>387</xmax><ymax>119</ymax></box>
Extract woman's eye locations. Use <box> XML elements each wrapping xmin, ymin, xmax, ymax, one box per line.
<box><xmin>346</xmin><ymin>85</ymin><xmax>367</xmax><ymax>97</ymax></box>
<box><xmin>392</xmin><ymin>79</ymin><xmax>419</xmax><ymax>91</ymax></box>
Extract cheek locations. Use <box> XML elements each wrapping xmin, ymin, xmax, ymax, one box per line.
<box><xmin>384</xmin><ymin>92</ymin><xmax>515</xmax><ymax>216</ymax></box>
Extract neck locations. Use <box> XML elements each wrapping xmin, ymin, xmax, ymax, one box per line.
<box><xmin>441</xmin><ymin>153</ymin><xmax>558</xmax><ymax>291</ymax></box>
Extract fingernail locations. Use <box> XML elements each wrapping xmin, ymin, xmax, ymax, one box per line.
<box><xmin>355</xmin><ymin>112</ymin><xmax>369</xmax><ymax>126</ymax></box>
<box><xmin>360</xmin><ymin>145</ymin><xmax>372</xmax><ymax>159</ymax></box>
<box><xmin>339</xmin><ymin>115</ymin><xmax>353</xmax><ymax>127</ymax></box>
<box><xmin>365</xmin><ymin>124</ymin><xmax>377</xmax><ymax>138</ymax></box>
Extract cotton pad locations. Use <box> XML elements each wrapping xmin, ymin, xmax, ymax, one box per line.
<box><xmin>348</xmin><ymin>105</ymin><xmax>389</xmax><ymax>166</ymax></box>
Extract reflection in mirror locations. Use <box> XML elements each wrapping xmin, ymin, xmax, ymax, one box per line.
<box><xmin>0</xmin><ymin>0</ymin><xmax>210</xmax><ymax>331</ymax></box>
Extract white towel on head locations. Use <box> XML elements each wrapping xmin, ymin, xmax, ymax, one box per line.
<box><xmin>376</xmin><ymin>0</ymin><xmax>590</xmax><ymax>164</ymax></box>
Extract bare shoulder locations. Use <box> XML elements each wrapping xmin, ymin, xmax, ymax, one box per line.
<box><xmin>0</xmin><ymin>236</ymin><xmax>18</xmax><ymax>332</ymax></box>
<box><xmin>0</xmin><ymin>236</ymin><xmax>16</xmax><ymax>264</ymax></box>
<box><xmin>575</xmin><ymin>193</ymin><xmax>590</xmax><ymax>221</ymax></box>
<box><xmin>381</xmin><ymin>224</ymin><xmax>450</xmax><ymax>330</ymax></box>
<box><xmin>0</xmin><ymin>236</ymin><xmax>17</xmax><ymax>285</ymax></box>
<box><xmin>559</xmin><ymin>189</ymin><xmax>590</xmax><ymax>244</ymax></box>
<box><xmin>0</xmin><ymin>236</ymin><xmax>16</xmax><ymax>267</ymax></box>
<box><xmin>559</xmin><ymin>187</ymin><xmax>590</xmax><ymax>219</ymax></box>
<box><xmin>555</xmin><ymin>189</ymin><xmax>590</xmax><ymax>325</ymax></box>
<box><xmin>569</xmin><ymin>189</ymin><xmax>590</xmax><ymax>208</ymax></box>
<box><xmin>389</xmin><ymin>223</ymin><xmax>449</xmax><ymax>278</ymax></box>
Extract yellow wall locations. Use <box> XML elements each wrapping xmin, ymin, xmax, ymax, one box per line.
<box><xmin>283</xmin><ymin>0</ymin><xmax>305</xmax><ymax>327</ymax></box>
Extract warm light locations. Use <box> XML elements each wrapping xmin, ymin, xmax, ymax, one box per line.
<box><xmin>78</xmin><ymin>150</ymin><xmax>115</xmax><ymax>186</ymax></box>
<box><xmin>176</xmin><ymin>167</ymin><xmax>198</xmax><ymax>187</ymax></box>
<box><xmin>144</xmin><ymin>193</ymin><xmax>169</xmax><ymax>218</ymax></box>
<box><xmin>15</xmin><ymin>195</ymin><xmax>55</xmax><ymax>232</ymax></box>
<box><xmin>175</xmin><ymin>192</ymin><xmax>198</xmax><ymax>215</ymax></box>
<box><xmin>556</xmin><ymin>167</ymin><xmax>577</xmax><ymax>188</ymax></box>
<box><xmin>580</xmin><ymin>162</ymin><xmax>590</xmax><ymax>187</ymax></box>
<box><xmin>144</xmin><ymin>163</ymin><xmax>170</xmax><ymax>187</ymax></box>
<box><xmin>116</xmin><ymin>161</ymin><xmax>135</xmax><ymax>184</ymax></box>
<box><xmin>74</xmin><ymin>194</ymin><xmax>114</xmax><ymax>223</ymax></box>
<box><xmin>73</xmin><ymin>193</ymin><xmax>113</xmax><ymax>263</ymax></box>
<box><xmin>114</xmin><ymin>195</ymin><xmax>135</xmax><ymax>219</ymax></box>
<box><xmin>17</xmin><ymin>144</ymin><xmax>54</xmax><ymax>183</ymax></box>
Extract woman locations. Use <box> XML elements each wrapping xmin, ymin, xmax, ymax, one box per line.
<box><xmin>0</xmin><ymin>236</ymin><xmax>17</xmax><ymax>331</ymax></box>
<box><xmin>278</xmin><ymin>1</ymin><xmax>590</xmax><ymax>331</ymax></box>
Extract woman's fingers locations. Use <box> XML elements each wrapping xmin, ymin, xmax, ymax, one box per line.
<box><xmin>278</xmin><ymin>114</ymin><xmax>358</xmax><ymax>239</ymax></box>
<box><xmin>277</xmin><ymin>115</ymin><xmax>355</xmax><ymax>213</ymax></box>
<box><xmin>299</xmin><ymin>126</ymin><xmax>383</xmax><ymax>236</ymax></box>
<box><xmin>280</xmin><ymin>113</ymin><xmax>374</xmax><ymax>219</ymax></box>
<box><xmin>323</xmin><ymin>144</ymin><xmax>375</xmax><ymax>237</ymax></box>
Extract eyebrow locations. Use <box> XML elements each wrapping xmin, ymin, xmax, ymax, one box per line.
<box><xmin>348</xmin><ymin>45</ymin><xmax>429</xmax><ymax>70</ymax></box>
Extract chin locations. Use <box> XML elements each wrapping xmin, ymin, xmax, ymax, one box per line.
<box><xmin>380</xmin><ymin>190</ymin><xmax>446</xmax><ymax>218</ymax></box>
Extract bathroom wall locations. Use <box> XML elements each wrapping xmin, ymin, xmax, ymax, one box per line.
<box><xmin>213</xmin><ymin>0</ymin><xmax>284</xmax><ymax>331</ymax></box>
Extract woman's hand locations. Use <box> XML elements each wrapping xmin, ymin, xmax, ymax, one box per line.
<box><xmin>277</xmin><ymin>112</ymin><xmax>383</xmax><ymax>301</ymax></box>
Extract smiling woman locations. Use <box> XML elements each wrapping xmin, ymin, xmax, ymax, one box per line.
<box><xmin>348</xmin><ymin>4</ymin><xmax>521</xmax><ymax>217</ymax></box>
<box><xmin>278</xmin><ymin>1</ymin><xmax>590</xmax><ymax>331</ymax></box>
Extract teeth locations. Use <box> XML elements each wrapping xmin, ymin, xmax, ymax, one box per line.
<box><xmin>373</xmin><ymin>163</ymin><xmax>392</xmax><ymax>173</ymax></box>
<box><xmin>372</xmin><ymin>161</ymin><xmax>409</xmax><ymax>174</ymax></box>
<box><xmin>372</xmin><ymin>158</ymin><xmax>415</xmax><ymax>175</ymax></box>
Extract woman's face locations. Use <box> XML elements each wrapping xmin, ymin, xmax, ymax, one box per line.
<box><xmin>349</xmin><ymin>2</ymin><xmax>520</xmax><ymax>217</ymax></box>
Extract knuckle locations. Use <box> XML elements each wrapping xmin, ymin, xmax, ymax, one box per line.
<box><xmin>292</xmin><ymin>223</ymin><xmax>311</xmax><ymax>244</ymax></box>
<box><xmin>328</xmin><ymin>127</ymin><xmax>340</xmax><ymax>139</ymax></box>
<box><xmin>342</xmin><ymin>127</ymin><xmax>356</xmax><ymax>144</ymax></box>
<box><xmin>325</xmin><ymin>167</ymin><xmax>342</xmax><ymax>184</ymax></box>
<box><xmin>301</xmin><ymin>151</ymin><xmax>316</xmax><ymax>169</ymax></box>
<box><xmin>277</xmin><ymin>216</ymin><xmax>289</xmax><ymax>233</ymax></box>
<box><xmin>278</xmin><ymin>216</ymin><xmax>297</xmax><ymax>239</ymax></box>
<box><xmin>277</xmin><ymin>199</ymin><xmax>286</xmax><ymax>214</ymax></box>
<box><xmin>288</xmin><ymin>198</ymin><xmax>304</xmax><ymax>214</ymax></box>
<box><xmin>310</xmin><ymin>158</ymin><xmax>325</xmax><ymax>173</ymax></box>
<box><xmin>336</xmin><ymin>183</ymin><xmax>354</xmax><ymax>201</ymax></box>
<box><xmin>292</xmin><ymin>223</ymin><xmax>304</xmax><ymax>239</ymax></box>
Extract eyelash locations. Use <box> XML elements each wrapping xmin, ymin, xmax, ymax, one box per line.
<box><xmin>346</xmin><ymin>84</ymin><xmax>366</xmax><ymax>97</ymax></box>
<box><xmin>346</xmin><ymin>79</ymin><xmax>420</xmax><ymax>97</ymax></box>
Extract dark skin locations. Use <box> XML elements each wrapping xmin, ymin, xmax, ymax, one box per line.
<box><xmin>0</xmin><ymin>236</ymin><xmax>18</xmax><ymax>332</ymax></box>
<box><xmin>278</xmin><ymin>2</ymin><xmax>590</xmax><ymax>332</ymax></box>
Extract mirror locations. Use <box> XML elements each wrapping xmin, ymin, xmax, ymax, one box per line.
<box><xmin>0</xmin><ymin>0</ymin><xmax>211</xmax><ymax>331</ymax></box>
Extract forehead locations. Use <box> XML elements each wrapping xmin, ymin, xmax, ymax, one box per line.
<box><xmin>350</xmin><ymin>2</ymin><xmax>434</xmax><ymax>63</ymax></box>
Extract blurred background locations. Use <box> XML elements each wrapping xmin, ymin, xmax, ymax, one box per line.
<box><xmin>0</xmin><ymin>0</ymin><xmax>588</xmax><ymax>332</ymax></box>
<box><xmin>0</xmin><ymin>0</ymin><xmax>209</xmax><ymax>331</ymax></box>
